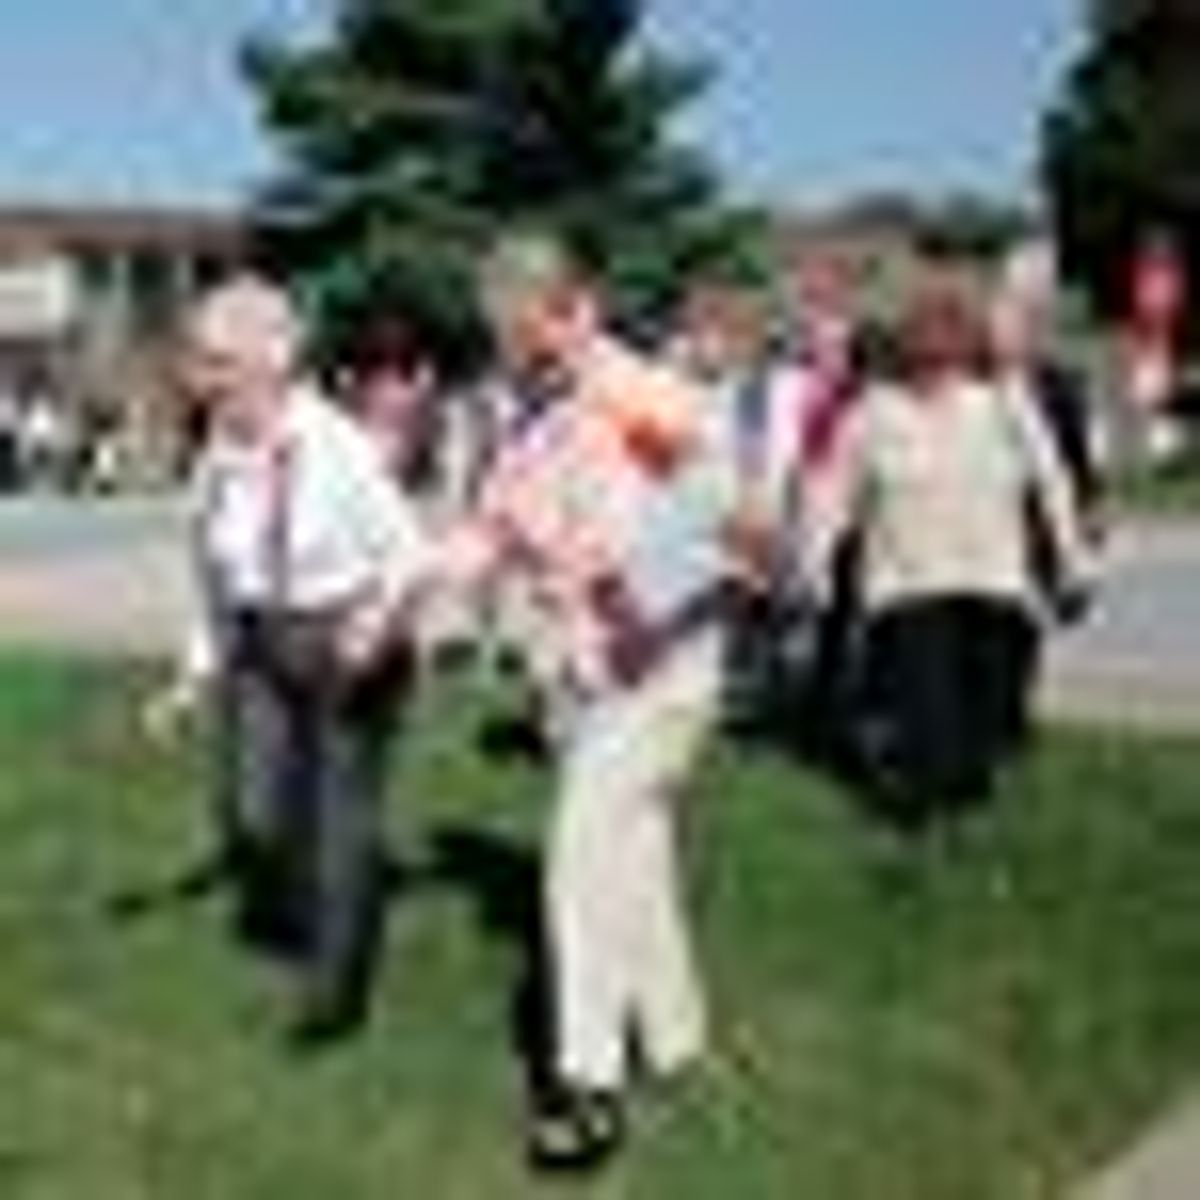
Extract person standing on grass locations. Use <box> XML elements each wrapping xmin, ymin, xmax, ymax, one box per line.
<box><xmin>991</xmin><ymin>239</ymin><xmax>1107</xmax><ymax>549</ymax></box>
<box><xmin>146</xmin><ymin>277</ymin><xmax>427</xmax><ymax>1048</ymax></box>
<box><xmin>766</xmin><ymin>258</ymin><xmax>870</xmax><ymax>755</ymax></box>
<box><xmin>443</xmin><ymin>233</ymin><xmax>750</xmax><ymax>1172</ymax></box>
<box><xmin>332</xmin><ymin>310</ymin><xmax>482</xmax><ymax>661</ymax></box>
<box><xmin>990</xmin><ymin>243</ymin><xmax>1107</xmax><ymax>735</ymax></box>
<box><xmin>333</xmin><ymin>309</ymin><xmax>454</xmax><ymax>509</ymax></box>
<box><xmin>806</xmin><ymin>274</ymin><xmax>1094</xmax><ymax>849</ymax></box>
<box><xmin>665</xmin><ymin>277</ymin><xmax>796</xmax><ymax>721</ymax></box>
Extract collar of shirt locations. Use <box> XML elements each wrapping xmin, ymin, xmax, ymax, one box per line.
<box><xmin>204</xmin><ymin>381</ymin><xmax>329</xmax><ymax>462</ymax></box>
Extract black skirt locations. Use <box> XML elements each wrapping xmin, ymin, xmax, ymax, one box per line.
<box><xmin>858</xmin><ymin>595</ymin><xmax>1037</xmax><ymax>829</ymax></box>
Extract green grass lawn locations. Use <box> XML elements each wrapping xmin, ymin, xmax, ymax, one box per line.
<box><xmin>1117</xmin><ymin>453</ymin><xmax>1200</xmax><ymax>515</ymax></box>
<box><xmin>3</xmin><ymin>657</ymin><xmax>1200</xmax><ymax>1199</ymax></box>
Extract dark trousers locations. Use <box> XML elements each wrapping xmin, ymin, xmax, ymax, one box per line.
<box><xmin>215</xmin><ymin>611</ymin><xmax>411</xmax><ymax>1019</ymax></box>
<box><xmin>859</xmin><ymin>596</ymin><xmax>1036</xmax><ymax>833</ymax></box>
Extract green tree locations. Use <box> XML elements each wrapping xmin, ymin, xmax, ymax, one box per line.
<box><xmin>1042</xmin><ymin>0</ymin><xmax>1200</xmax><ymax>317</ymax></box>
<box><xmin>243</xmin><ymin>0</ymin><xmax>761</xmax><ymax>370</ymax></box>
<box><xmin>914</xmin><ymin>193</ymin><xmax>1033</xmax><ymax>263</ymax></box>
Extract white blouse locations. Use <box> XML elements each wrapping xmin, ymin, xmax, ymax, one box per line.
<box><xmin>808</xmin><ymin>375</ymin><xmax>1089</xmax><ymax>613</ymax></box>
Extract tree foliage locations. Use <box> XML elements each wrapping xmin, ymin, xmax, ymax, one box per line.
<box><xmin>1042</xmin><ymin>0</ymin><xmax>1200</xmax><ymax>317</ymax></box>
<box><xmin>243</xmin><ymin>0</ymin><xmax>763</xmax><ymax>370</ymax></box>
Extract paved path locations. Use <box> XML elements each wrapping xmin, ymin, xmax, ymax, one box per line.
<box><xmin>1082</xmin><ymin>1099</ymin><xmax>1200</xmax><ymax>1200</ymax></box>
<box><xmin>1043</xmin><ymin>518</ymin><xmax>1200</xmax><ymax>731</ymax></box>
<box><xmin>0</xmin><ymin>497</ymin><xmax>188</xmax><ymax>658</ymax></box>
<box><xmin>1</xmin><ymin>499</ymin><xmax>1198</xmax><ymax>727</ymax></box>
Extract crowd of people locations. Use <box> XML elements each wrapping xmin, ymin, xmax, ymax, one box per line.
<box><xmin>143</xmin><ymin>231</ymin><xmax>1104</xmax><ymax>1174</ymax></box>
<box><xmin>0</xmin><ymin>380</ymin><xmax>125</xmax><ymax>494</ymax></box>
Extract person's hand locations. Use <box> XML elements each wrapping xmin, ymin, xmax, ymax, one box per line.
<box><xmin>141</xmin><ymin>678</ymin><xmax>203</xmax><ymax>744</ymax></box>
<box><xmin>1051</xmin><ymin>582</ymin><xmax>1093</xmax><ymax>626</ymax></box>
<box><xmin>589</xmin><ymin>575</ymin><xmax>657</xmax><ymax>687</ymax></box>
<box><xmin>722</xmin><ymin>509</ymin><xmax>776</xmax><ymax>593</ymax></box>
<box><xmin>439</xmin><ymin>520</ymin><xmax>504</xmax><ymax>598</ymax></box>
<box><xmin>337</xmin><ymin>599</ymin><xmax>395</xmax><ymax>678</ymax></box>
<box><xmin>1051</xmin><ymin>550</ymin><xmax>1100</xmax><ymax>626</ymax></box>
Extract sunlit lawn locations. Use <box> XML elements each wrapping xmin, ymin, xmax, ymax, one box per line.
<box><xmin>1119</xmin><ymin>453</ymin><xmax>1200</xmax><ymax>515</ymax></box>
<box><xmin>2</xmin><ymin>656</ymin><xmax>1200</xmax><ymax>1198</ymax></box>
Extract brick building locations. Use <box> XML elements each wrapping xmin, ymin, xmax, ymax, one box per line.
<box><xmin>0</xmin><ymin>203</ymin><xmax>243</xmax><ymax>483</ymax></box>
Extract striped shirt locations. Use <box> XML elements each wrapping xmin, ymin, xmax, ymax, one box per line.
<box><xmin>454</xmin><ymin>337</ymin><xmax>731</xmax><ymax>686</ymax></box>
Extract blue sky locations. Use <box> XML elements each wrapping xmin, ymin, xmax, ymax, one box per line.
<box><xmin>0</xmin><ymin>0</ymin><xmax>1079</xmax><ymax>209</ymax></box>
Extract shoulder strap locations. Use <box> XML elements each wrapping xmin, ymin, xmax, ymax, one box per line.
<box><xmin>263</xmin><ymin>437</ymin><xmax>296</xmax><ymax>611</ymax></box>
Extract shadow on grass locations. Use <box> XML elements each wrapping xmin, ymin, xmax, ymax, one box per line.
<box><xmin>102</xmin><ymin>846</ymin><xmax>234</xmax><ymax>920</ymax></box>
<box><xmin>103</xmin><ymin>840</ymin><xmax>414</xmax><ymax>985</ymax></box>
<box><xmin>425</xmin><ymin>826</ymin><xmax>555</xmax><ymax>1102</ymax></box>
<box><xmin>99</xmin><ymin>824</ymin><xmax>553</xmax><ymax>1085</ymax></box>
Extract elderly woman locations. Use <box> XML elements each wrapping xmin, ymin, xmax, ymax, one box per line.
<box><xmin>149</xmin><ymin>276</ymin><xmax>428</xmax><ymax>1045</ymax></box>
<box><xmin>334</xmin><ymin>312</ymin><xmax>445</xmax><ymax>497</ymax></box>
<box><xmin>990</xmin><ymin>240</ymin><xmax>1106</xmax><ymax>549</ymax></box>
<box><xmin>808</xmin><ymin>275</ymin><xmax>1092</xmax><ymax>842</ymax></box>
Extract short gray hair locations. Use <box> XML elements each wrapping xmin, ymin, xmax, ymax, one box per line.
<box><xmin>187</xmin><ymin>274</ymin><xmax>304</xmax><ymax>376</ymax></box>
<box><xmin>478</xmin><ymin>232</ymin><xmax>580</xmax><ymax>318</ymax></box>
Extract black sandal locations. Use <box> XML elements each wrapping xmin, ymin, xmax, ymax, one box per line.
<box><xmin>528</xmin><ymin>1088</ymin><xmax>625</xmax><ymax>1173</ymax></box>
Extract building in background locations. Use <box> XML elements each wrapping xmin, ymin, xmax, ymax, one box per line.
<box><xmin>775</xmin><ymin>200</ymin><xmax>931</xmax><ymax>338</ymax></box>
<box><xmin>775</xmin><ymin>195</ymin><xmax>1029</xmax><ymax>326</ymax></box>
<box><xmin>0</xmin><ymin>204</ymin><xmax>243</xmax><ymax>487</ymax></box>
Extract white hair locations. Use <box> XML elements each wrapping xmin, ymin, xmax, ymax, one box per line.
<box><xmin>999</xmin><ymin>238</ymin><xmax>1059</xmax><ymax>310</ymax></box>
<box><xmin>478</xmin><ymin>232</ymin><xmax>579</xmax><ymax>317</ymax></box>
<box><xmin>187</xmin><ymin>274</ymin><xmax>304</xmax><ymax>378</ymax></box>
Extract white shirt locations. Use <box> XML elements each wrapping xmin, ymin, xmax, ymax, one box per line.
<box><xmin>808</xmin><ymin>376</ymin><xmax>1088</xmax><ymax>614</ymax></box>
<box><xmin>185</xmin><ymin>385</ymin><xmax>426</xmax><ymax>676</ymax></box>
<box><xmin>754</xmin><ymin>364</ymin><xmax>809</xmax><ymax>523</ymax></box>
<box><xmin>23</xmin><ymin>399</ymin><xmax>66</xmax><ymax>456</ymax></box>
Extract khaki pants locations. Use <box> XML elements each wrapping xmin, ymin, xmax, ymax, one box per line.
<box><xmin>548</xmin><ymin>627</ymin><xmax>721</xmax><ymax>1092</ymax></box>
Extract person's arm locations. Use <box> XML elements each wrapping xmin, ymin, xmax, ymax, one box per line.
<box><xmin>440</xmin><ymin>437</ymin><xmax>544</xmax><ymax>594</ymax></box>
<box><xmin>335</xmin><ymin>427</ymin><xmax>435</xmax><ymax>670</ymax></box>
<box><xmin>800</xmin><ymin>402</ymin><xmax>867</xmax><ymax>605</ymax></box>
<box><xmin>359</xmin><ymin>456</ymin><xmax>429</xmax><ymax>612</ymax></box>
<box><xmin>1042</xmin><ymin>362</ymin><xmax>1108</xmax><ymax>541</ymax></box>
<box><xmin>1011</xmin><ymin>385</ymin><xmax>1097</xmax><ymax>599</ymax></box>
<box><xmin>143</xmin><ymin>465</ymin><xmax>223</xmax><ymax>739</ymax></box>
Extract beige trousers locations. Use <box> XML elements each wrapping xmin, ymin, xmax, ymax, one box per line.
<box><xmin>547</xmin><ymin>627</ymin><xmax>721</xmax><ymax>1092</ymax></box>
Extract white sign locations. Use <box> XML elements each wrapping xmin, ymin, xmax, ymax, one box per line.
<box><xmin>0</xmin><ymin>256</ymin><xmax>77</xmax><ymax>338</ymax></box>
